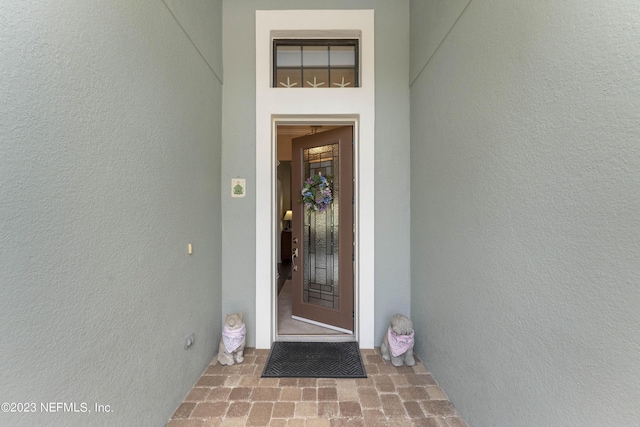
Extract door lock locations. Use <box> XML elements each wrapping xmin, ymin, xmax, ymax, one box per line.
<box><xmin>291</xmin><ymin>248</ymin><xmax>298</xmax><ymax>271</ymax></box>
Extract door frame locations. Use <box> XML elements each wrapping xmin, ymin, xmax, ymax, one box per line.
<box><xmin>256</xmin><ymin>114</ymin><xmax>374</xmax><ymax>347</ymax></box>
<box><xmin>255</xmin><ymin>9</ymin><xmax>375</xmax><ymax>348</ymax></box>
<box><xmin>283</xmin><ymin>123</ymin><xmax>356</xmax><ymax>339</ymax></box>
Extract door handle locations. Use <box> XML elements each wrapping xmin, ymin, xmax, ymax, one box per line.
<box><xmin>291</xmin><ymin>248</ymin><xmax>298</xmax><ymax>271</ymax></box>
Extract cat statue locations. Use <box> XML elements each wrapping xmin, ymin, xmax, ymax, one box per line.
<box><xmin>217</xmin><ymin>312</ymin><xmax>246</xmax><ymax>366</ymax></box>
<box><xmin>380</xmin><ymin>313</ymin><xmax>416</xmax><ymax>367</ymax></box>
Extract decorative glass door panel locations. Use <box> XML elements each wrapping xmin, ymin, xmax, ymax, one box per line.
<box><xmin>291</xmin><ymin>126</ymin><xmax>354</xmax><ymax>332</ymax></box>
<box><xmin>302</xmin><ymin>144</ymin><xmax>340</xmax><ymax>310</ymax></box>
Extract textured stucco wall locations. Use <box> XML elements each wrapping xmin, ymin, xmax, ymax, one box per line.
<box><xmin>410</xmin><ymin>0</ymin><xmax>640</xmax><ymax>426</ymax></box>
<box><xmin>0</xmin><ymin>1</ymin><xmax>223</xmax><ymax>426</ymax></box>
<box><xmin>222</xmin><ymin>0</ymin><xmax>410</xmax><ymax>346</ymax></box>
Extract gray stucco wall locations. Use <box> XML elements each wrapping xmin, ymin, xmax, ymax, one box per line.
<box><xmin>410</xmin><ymin>1</ymin><xmax>640</xmax><ymax>426</ymax></box>
<box><xmin>0</xmin><ymin>1</ymin><xmax>223</xmax><ymax>426</ymax></box>
<box><xmin>221</xmin><ymin>0</ymin><xmax>410</xmax><ymax>346</ymax></box>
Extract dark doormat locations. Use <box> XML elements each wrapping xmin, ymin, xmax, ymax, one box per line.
<box><xmin>261</xmin><ymin>341</ymin><xmax>367</xmax><ymax>378</ymax></box>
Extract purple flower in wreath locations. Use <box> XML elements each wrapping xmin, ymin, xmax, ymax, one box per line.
<box><xmin>301</xmin><ymin>174</ymin><xmax>333</xmax><ymax>212</ymax></box>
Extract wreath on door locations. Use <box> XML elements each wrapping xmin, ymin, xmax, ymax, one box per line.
<box><xmin>301</xmin><ymin>174</ymin><xmax>333</xmax><ymax>212</ymax></box>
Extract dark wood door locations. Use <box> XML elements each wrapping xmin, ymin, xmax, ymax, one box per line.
<box><xmin>291</xmin><ymin>126</ymin><xmax>354</xmax><ymax>332</ymax></box>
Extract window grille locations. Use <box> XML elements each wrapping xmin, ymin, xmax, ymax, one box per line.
<box><xmin>273</xmin><ymin>39</ymin><xmax>359</xmax><ymax>88</ymax></box>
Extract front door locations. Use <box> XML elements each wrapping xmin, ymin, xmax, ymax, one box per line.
<box><xmin>291</xmin><ymin>126</ymin><xmax>354</xmax><ymax>332</ymax></box>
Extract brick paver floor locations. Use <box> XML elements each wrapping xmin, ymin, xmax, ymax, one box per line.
<box><xmin>166</xmin><ymin>347</ymin><xmax>469</xmax><ymax>427</ymax></box>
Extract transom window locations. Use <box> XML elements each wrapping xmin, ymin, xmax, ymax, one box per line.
<box><xmin>273</xmin><ymin>39</ymin><xmax>359</xmax><ymax>88</ymax></box>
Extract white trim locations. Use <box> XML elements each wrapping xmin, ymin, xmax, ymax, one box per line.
<box><xmin>255</xmin><ymin>10</ymin><xmax>375</xmax><ymax>349</ymax></box>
